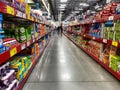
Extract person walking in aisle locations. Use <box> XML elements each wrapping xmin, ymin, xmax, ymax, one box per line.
<box><xmin>60</xmin><ymin>24</ymin><xmax>63</xmax><ymax>36</ymax></box>
<box><xmin>57</xmin><ymin>26</ymin><xmax>60</xmax><ymax>36</ymax></box>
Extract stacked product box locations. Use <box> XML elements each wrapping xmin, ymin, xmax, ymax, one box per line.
<box><xmin>10</xmin><ymin>56</ymin><xmax>32</xmax><ymax>82</ymax></box>
<box><xmin>89</xmin><ymin>23</ymin><xmax>102</xmax><ymax>38</ymax></box>
<box><xmin>0</xmin><ymin>62</ymin><xmax>18</xmax><ymax>90</ymax></box>
<box><xmin>0</xmin><ymin>14</ymin><xmax>5</xmax><ymax>54</ymax></box>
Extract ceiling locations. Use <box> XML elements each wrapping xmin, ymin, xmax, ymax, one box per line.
<box><xmin>48</xmin><ymin>0</ymin><xmax>106</xmax><ymax>21</ymax></box>
<box><xmin>29</xmin><ymin>0</ymin><xmax>120</xmax><ymax>21</ymax></box>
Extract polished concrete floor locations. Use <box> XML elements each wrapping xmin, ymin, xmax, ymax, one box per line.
<box><xmin>23</xmin><ymin>34</ymin><xmax>120</xmax><ymax>90</ymax></box>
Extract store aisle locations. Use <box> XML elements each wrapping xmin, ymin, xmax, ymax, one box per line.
<box><xmin>23</xmin><ymin>35</ymin><xmax>120</xmax><ymax>90</ymax></box>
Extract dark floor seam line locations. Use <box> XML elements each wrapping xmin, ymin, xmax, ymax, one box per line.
<box><xmin>26</xmin><ymin>81</ymin><xmax>116</xmax><ymax>83</ymax></box>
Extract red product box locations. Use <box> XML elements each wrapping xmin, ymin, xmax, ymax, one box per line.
<box><xmin>0</xmin><ymin>2</ymin><xmax>7</xmax><ymax>14</ymax></box>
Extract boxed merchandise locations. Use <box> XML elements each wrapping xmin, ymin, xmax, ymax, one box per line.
<box><xmin>116</xmin><ymin>4</ymin><xmax>120</xmax><ymax>14</ymax></box>
<box><xmin>89</xmin><ymin>23</ymin><xmax>102</xmax><ymax>38</ymax></box>
<box><xmin>34</xmin><ymin>43</ymin><xmax>39</xmax><ymax>55</ymax></box>
<box><xmin>0</xmin><ymin>0</ymin><xmax>14</xmax><ymax>6</ymax></box>
<box><xmin>108</xmin><ymin>31</ymin><xmax>114</xmax><ymax>40</ymax></box>
<box><xmin>0</xmin><ymin>62</ymin><xmax>18</xmax><ymax>90</ymax></box>
<box><xmin>10</xmin><ymin>56</ymin><xmax>32</xmax><ymax>81</ymax></box>
<box><xmin>25</xmin><ymin>4</ymin><xmax>31</xmax><ymax>14</ymax></box>
<box><xmin>13</xmin><ymin>0</ymin><xmax>26</xmax><ymax>13</ymax></box>
<box><xmin>3</xmin><ymin>38</ymin><xmax>18</xmax><ymax>51</ymax></box>
<box><xmin>19</xmin><ymin>45</ymin><xmax>36</xmax><ymax>62</ymax></box>
<box><xmin>114</xmin><ymin>20</ymin><xmax>120</xmax><ymax>31</ymax></box>
<box><xmin>115</xmin><ymin>31</ymin><xmax>120</xmax><ymax>41</ymax></box>
<box><xmin>102</xmin><ymin>45</ymin><xmax>111</xmax><ymax>65</ymax></box>
<box><xmin>109</xmin><ymin>55</ymin><xmax>120</xmax><ymax>72</ymax></box>
<box><xmin>87</xmin><ymin>40</ymin><xmax>100</xmax><ymax>58</ymax></box>
<box><xmin>25</xmin><ymin>28</ymin><xmax>31</xmax><ymax>41</ymax></box>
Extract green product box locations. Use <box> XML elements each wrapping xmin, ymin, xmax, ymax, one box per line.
<box><xmin>19</xmin><ymin>27</ymin><xmax>26</xmax><ymax>34</ymax></box>
<box><xmin>115</xmin><ymin>31</ymin><xmax>120</xmax><ymax>41</ymax></box>
<box><xmin>19</xmin><ymin>34</ymin><xmax>27</xmax><ymax>43</ymax></box>
<box><xmin>108</xmin><ymin>31</ymin><xmax>114</xmax><ymax>40</ymax></box>
<box><xmin>114</xmin><ymin>21</ymin><xmax>120</xmax><ymax>31</ymax></box>
<box><xmin>111</xmin><ymin>64</ymin><xmax>118</xmax><ymax>71</ymax></box>
<box><xmin>110</xmin><ymin>55</ymin><xmax>120</xmax><ymax>71</ymax></box>
<box><xmin>103</xmin><ymin>31</ymin><xmax>108</xmax><ymax>39</ymax></box>
<box><xmin>25</xmin><ymin>29</ymin><xmax>31</xmax><ymax>41</ymax></box>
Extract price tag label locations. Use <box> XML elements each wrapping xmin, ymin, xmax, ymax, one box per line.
<box><xmin>92</xmin><ymin>37</ymin><xmax>95</xmax><ymax>40</ymax></box>
<box><xmin>27</xmin><ymin>41</ymin><xmax>30</xmax><ymax>46</ymax></box>
<box><xmin>33</xmin><ymin>39</ymin><xmax>35</xmax><ymax>42</ymax></box>
<box><xmin>16</xmin><ymin>10</ymin><xmax>22</xmax><ymax>17</ymax></box>
<box><xmin>23</xmin><ymin>13</ymin><xmax>26</xmax><ymax>19</ymax></box>
<box><xmin>7</xmin><ymin>5</ymin><xmax>14</xmax><ymax>15</ymax></box>
<box><xmin>103</xmin><ymin>39</ymin><xmax>107</xmax><ymax>43</ymax></box>
<box><xmin>21</xmin><ymin>44</ymin><xmax>25</xmax><ymax>50</ymax></box>
<box><xmin>112</xmin><ymin>41</ymin><xmax>118</xmax><ymax>47</ymax></box>
<box><xmin>10</xmin><ymin>47</ymin><xmax>17</xmax><ymax>57</ymax></box>
<box><xmin>109</xmin><ymin>16</ymin><xmax>114</xmax><ymax>20</ymax></box>
<box><xmin>93</xmin><ymin>20</ymin><xmax>96</xmax><ymax>23</ymax></box>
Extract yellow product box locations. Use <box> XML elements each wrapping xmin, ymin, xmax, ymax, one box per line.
<box><xmin>27</xmin><ymin>14</ymin><xmax>31</xmax><ymax>20</ymax></box>
<box><xmin>16</xmin><ymin>69</ymin><xmax>24</xmax><ymax>81</ymax></box>
<box><xmin>20</xmin><ymin>0</ymin><xmax>25</xmax><ymax>2</ymax></box>
<box><xmin>11</xmin><ymin>62</ymin><xmax>23</xmax><ymax>71</ymax></box>
<box><xmin>26</xmin><ymin>4</ymin><xmax>31</xmax><ymax>14</ymax></box>
<box><xmin>23</xmin><ymin>70</ymin><xmax>28</xmax><ymax>78</ymax></box>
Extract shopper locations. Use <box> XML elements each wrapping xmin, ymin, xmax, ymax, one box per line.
<box><xmin>57</xmin><ymin>26</ymin><xmax>60</xmax><ymax>35</ymax></box>
<box><xmin>60</xmin><ymin>24</ymin><xmax>63</xmax><ymax>36</ymax></box>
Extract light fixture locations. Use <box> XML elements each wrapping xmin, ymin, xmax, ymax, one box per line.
<box><xmin>60</xmin><ymin>0</ymin><xmax>68</xmax><ymax>3</ymax></box>
<box><xmin>79</xmin><ymin>8</ymin><xmax>83</xmax><ymax>10</ymax></box>
<box><xmin>91</xmin><ymin>11</ymin><xmax>96</xmax><ymax>14</ymax></box>
<box><xmin>80</xmin><ymin>3</ymin><xmax>89</xmax><ymax>7</ymax></box>
<box><xmin>59</xmin><ymin>4</ymin><xmax>66</xmax><ymax>8</ymax></box>
<box><xmin>72</xmin><ymin>11</ymin><xmax>79</xmax><ymax>13</ymax></box>
<box><xmin>27</xmin><ymin>0</ymin><xmax>34</xmax><ymax>3</ymax></box>
<box><xmin>59</xmin><ymin>4</ymin><xmax>66</xmax><ymax>7</ymax></box>
<box><xmin>97</xmin><ymin>8</ymin><xmax>102</xmax><ymax>10</ymax></box>
<box><xmin>59</xmin><ymin>8</ymin><xmax>65</xmax><ymax>11</ymax></box>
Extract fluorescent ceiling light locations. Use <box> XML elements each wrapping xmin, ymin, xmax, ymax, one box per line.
<box><xmin>97</xmin><ymin>8</ymin><xmax>102</xmax><ymax>10</ymax></box>
<box><xmin>26</xmin><ymin>0</ymin><xmax>34</xmax><ymax>3</ymax></box>
<box><xmin>59</xmin><ymin>5</ymin><xmax>66</xmax><ymax>8</ymax></box>
<box><xmin>79</xmin><ymin>8</ymin><xmax>83</xmax><ymax>10</ymax></box>
<box><xmin>72</xmin><ymin>11</ymin><xmax>79</xmax><ymax>13</ymax></box>
<box><xmin>61</xmin><ymin>0</ymin><xmax>68</xmax><ymax>3</ymax></box>
<box><xmin>60</xmin><ymin>8</ymin><xmax>65</xmax><ymax>10</ymax></box>
<box><xmin>59</xmin><ymin>6</ymin><xmax>66</xmax><ymax>8</ymax></box>
<box><xmin>60</xmin><ymin>4</ymin><xmax>66</xmax><ymax>7</ymax></box>
<box><xmin>91</xmin><ymin>11</ymin><xmax>96</xmax><ymax>14</ymax></box>
<box><xmin>80</xmin><ymin>3</ymin><xmax>89</xmax><ymax>7</ymax></box>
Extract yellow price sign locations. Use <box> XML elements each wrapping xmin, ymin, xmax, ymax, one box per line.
<box><xmin>112</xmin><ymin>41</ymin><xmax>118</xmax><ymax>47</ymax></box>
<box><xmin>7</xmin><ymin>5</ymin><xmax>14</xmax><ymax>15</ymax></box>
<box><xmin>10</xmin><ymin>47</ymin><xmax>17</xmax><ymax>57</ymax></box>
